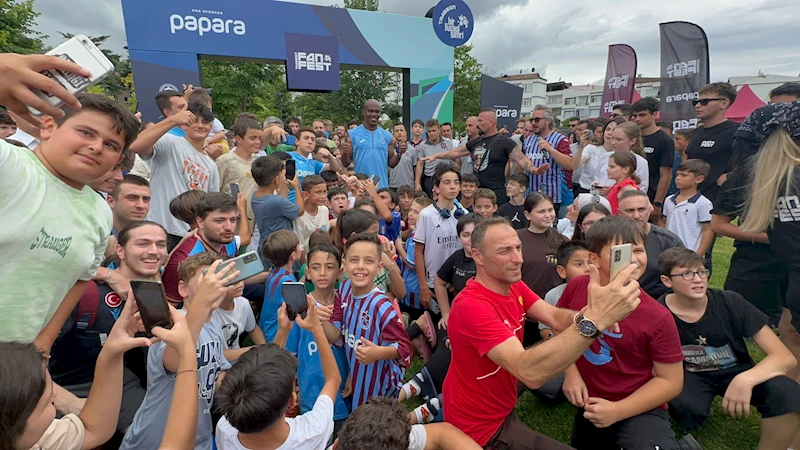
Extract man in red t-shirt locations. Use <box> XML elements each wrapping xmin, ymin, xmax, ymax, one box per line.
<box><xmin>443</xmin><ymin>217</ymin><xmax>646</xmax><ymax>449</ymax></box>
<box><xmin>557</xmin><ymin>216</ymin><xmax>684</xmax><ymax>450</ymax></box>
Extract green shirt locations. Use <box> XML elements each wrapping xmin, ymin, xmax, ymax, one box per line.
<box><xmin>263</xmin><ymin>143</ymin><xmax>295</xmax><ymax>155</ymax></box>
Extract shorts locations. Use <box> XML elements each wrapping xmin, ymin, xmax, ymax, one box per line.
<box><xmin>571</xmin><ymin>407</ymin><xmax>678</xmax><ymax>450</ymax></box>
<box><xmin>484</xmin><ymin>411</ymin><xmax>574</xmax><ymax>450</ymax></box>
<box><xmin>64</xmin><ymin>367</ymin><xmax>145</xmax><ymax>434</ymax></box>
<box><xmin>669</xmin><ymin>366</ymin><xmax>800</xmax><ymax>430</ymax></box>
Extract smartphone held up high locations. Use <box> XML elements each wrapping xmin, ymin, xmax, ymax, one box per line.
<box><xmin>282</xmin><ymin>282</ymin><xmax>309</xmax><ymax>321</ymax></box>
<box><xmin>130</xmin><ymin>279</ymin><xmax>173</xmax><ymax>338</ymax></box>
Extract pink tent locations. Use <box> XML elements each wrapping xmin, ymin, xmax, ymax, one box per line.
<box><xmin>632</xmin><ymin>89</ymin><xmax>642</xmax><ymax>102</ymax></box>
<box><xmin>726</xmin><ymin>84</ymin><xmax>766</xmax><ymax>123</ymax></box>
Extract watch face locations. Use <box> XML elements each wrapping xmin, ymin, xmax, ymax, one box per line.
<box><xmin>578</xmin><ymin>319</ymin><xmax>598</xmax><ymax>337</ymax></box>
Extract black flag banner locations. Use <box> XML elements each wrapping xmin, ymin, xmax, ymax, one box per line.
<box><xmin>659</xmin><ymin>21</ymin><xmax>710</xmax><ymax>131</ymax></box>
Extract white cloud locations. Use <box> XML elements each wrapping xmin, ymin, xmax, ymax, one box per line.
<box><xmin>32</xmin><ymin>0</ymin><xmax>800</xmax><ymax>85</ymax></box>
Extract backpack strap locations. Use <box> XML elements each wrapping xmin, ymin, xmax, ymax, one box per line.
<box><xmin>75</xmin><ymin>281</ymin><xmax>100</xmax><ymax>330</ymax></box>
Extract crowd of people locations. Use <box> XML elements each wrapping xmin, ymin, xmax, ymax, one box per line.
<box><xmin>2</xmin><ymin>51</ymin><xmax>800</xmax><ymax>450</ymax></box>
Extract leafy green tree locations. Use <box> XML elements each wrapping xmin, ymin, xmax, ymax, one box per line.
<box><xmin>453</xmin><ymin>44</ymin><xmax>482</xmax><ymax>130</ymax></box>
<box><xmin>57</xmin><ymin>33</ymin><xmax>133</xmax><ymax>106</ymax></box>
<box><xmin>0</xmin><ymin>0</ymin><xmax>46</xmax><ymax>54</ymax></box>
<box><xmin>342</xmin><ymin>0</ymin><xmax>380</xmax><ymax>10</ymax></box>
<box><xmin>199</xmin><ymin>60</ymin><xmax>286</xmax><ymax>126</ymax></box>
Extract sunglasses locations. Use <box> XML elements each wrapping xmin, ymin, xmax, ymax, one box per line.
<box><xmin>692</xmin><ymin>98</ymin><xmax>725</xmax><ymax>106</ymax></box>
<box><xmin>532</xmin><ymin>117</ymin><xmax>544</xmax><ymax>123</ymax></box>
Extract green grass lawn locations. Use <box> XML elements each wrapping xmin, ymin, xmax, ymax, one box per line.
<box><xmin>406</xmin><ymin>236</ymin><xmax>768</xmax><ymax>449</ymax></box>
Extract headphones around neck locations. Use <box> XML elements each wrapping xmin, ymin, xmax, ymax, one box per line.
<box><xmin>433</xmin><ymin>200</ymin><xmax>466</xmax><ymax>219</ymax></box>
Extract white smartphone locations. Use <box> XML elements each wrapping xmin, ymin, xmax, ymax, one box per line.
<box><xmin>609</xmin><ymin>243</ymin><xmax>632</xmax><ymax>282</ymax></box>
<box><xmin>29</xmin><ymin>35</ymin><xmax>115</xmax><ymax>116</ymax></box>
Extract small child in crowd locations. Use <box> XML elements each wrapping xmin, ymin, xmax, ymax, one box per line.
<box><xmin>605</xmin><ymin>152</ymin><xmax>640</xmax><ymax>214</ymax></box>
<box><xmin>401</xmin><ymin>196</ymin><xmax>434</xmax><ymax>319</ymax></box>
<box><xmin>473</xmin><ymin>188</ymin><xmax>498</xmax><ymax>220</ymax></box>
<box><xmin>260</xmin><ymin>230</ymin><xmax>302</xmax><ymax>341</ymax></box>
<box><xmin>496</xmin><ymin>173</ymin><xmax>529</xmax><ymax>230</ymax></box>
<box><xmin>251</xmin><ymin>155</ymin><xmax>303</xmax><ymax>268</ymax></box>
<box><xmin>212</xmin><ymin>280</ymin><xmax>267</xmax><ymax>363</ymax></box>
<box><xmin>664</xmin><ymin>159</ymin><xmax>714</xmax><ymax>261</ymax></box>
<box><xmin>459</xmin><ymin>174</ymin><xmax>479</xmax><ymax>212</ymax></box>
<box><xmin>294</xmin><ymin>174</ymin><xmax>330</xmax><ymax>253</ymax></box>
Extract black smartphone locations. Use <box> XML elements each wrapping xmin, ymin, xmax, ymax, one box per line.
<box><xmin>282</xmin><ymin>282</ymin><xmax>308</xmax><ymax>321</ymax></box>
<box><xmin>369</xmin><ymin>174</ymin><xmax>380</xmax><ymax>185</ymax></box>
<box><xmin>230</xmin><ymin>182</ymin><xmax>240</xmax><ymax>200</ymax></box>
<box><xmin>285</xmin><ymin>159</ymin><xmax>296</xmax><ymax>181</ymax></box>
<box><xmin>130</xmin><ymin>279</ymin><xmax>173</xmax><ymax>338</ymax></box>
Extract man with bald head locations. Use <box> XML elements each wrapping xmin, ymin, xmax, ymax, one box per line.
<box><xmin>341</xmin><ymin>99</ymin><xmax>397</xmax><ymax>188</ymax></box>
<box><xmin>424</xmin><ymin>108</ymin><xmax>549</xmax><ymax>204</ymax></box>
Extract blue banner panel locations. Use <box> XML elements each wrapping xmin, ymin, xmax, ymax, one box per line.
<box><xmin>285</xmin><ymin>34</ymin><xmax>341</xmax><ymax>92</ymax></box>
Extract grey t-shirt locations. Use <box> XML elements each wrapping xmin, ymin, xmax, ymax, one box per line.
<box><xmin>389</xmin><ymin>144</ymin><xmax>419</xmax><ymax>188</ymax></box>
<box><xmin>416</xmin><ymin>139</ymin><xmax>453</xmax><ymax>176</ymax></box>
<box><xmin>120</xmin><ymin>316</ymin><xmax>230</xmax><ymax>450</ymax></box>
<box><xmin>142</xmin><ymin>133</ymin><xmax>220</xmax><ymax>236</ymax></box>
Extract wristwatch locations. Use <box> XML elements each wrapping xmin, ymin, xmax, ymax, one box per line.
<box><xmin>575</xmin><ymin>314</ymin><xmax>602</xmax><ymax>339</ymax></box>
<box><xmin>653</xmin><ymin>201</ymin><xmax>663</xmax><ymax>208</ymax></box>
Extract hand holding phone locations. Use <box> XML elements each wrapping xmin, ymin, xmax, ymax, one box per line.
<box><xmin>230</xmin><ymin>183</ymin><xmax>240</xmax><ymax>201</ymax></box>
<box><xmin>202</xmin><ymin>251</ymin><xmax>263</xmax><ymax>286</ymax></box>
<box><xmin>282</xmin><ymin>282</ymin><xmax>309</xmax><ymax>321</ymax></box>
<box><xmin>295</xmin><ymin>295</ymin><xmax>321</xmax><ymax>331</ymax></box>
<box><xmin>101</xmin><ymin>290</ymin><xmax>159</xmax><ymax>354</ymax></box>
<box><xmin>285</xmin><ymin>159</ymin><xmax>297</xmax><ymax>183</ymax></box>
<box><xmin>195</xmin><ymin>259</ymin><xmax>240</xmax><ymax>309</ymax></box>
<box><xmin>609</xmin><ymin>244</ymin><xmax>633</xmax><ymax>282</ymax></box>
<box><xmin>130</xmin><ymin>280</ymin><xmax>174</xmax><ymax>338</ymax></box>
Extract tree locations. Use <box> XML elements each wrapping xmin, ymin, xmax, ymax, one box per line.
<box><xmin>199</xmin><ymin>60</ymin><xmax>286</xmax><ymax>126</ymax></box>
<box><xmin>0</xmin><ymin>0</ymin><xmax>46</xmax><ymax>54</ymax></box>
<box><xmin>453</xmin><ymin>44</ymin><xmax>482</xmax><ymax>130</ymax></box>
<box><xmin>342</xmin><ymin>0</ymin><xmax>379</xmax><ymax>10</ymax></box>
<box><xmin>58</xmin><ymin>33</ymin><xmax>133</xmax><ymax>106</ymax></box>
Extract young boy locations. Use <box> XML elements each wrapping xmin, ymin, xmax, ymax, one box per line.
<box><xmin>294</xmin><ymin>175</ymin><xmax>330</xmax><ymax>252</ymax></box>
<box><xmin>557</xmin><ymin>216</ymin><xmax>684</xmax><ymax>450</ymax></box>
<box><xmin>668</xmin><ymin>129</ymin><xmax>692</xmax><ymax>197</ymax></box>
<box><xmin>496</xmin><ymin>173</ymin><xmax>529</xmax><ymax>230</ymax></box>
<box><xmin>401</xmin><ymin>196</ymin><xmax>434</xmax><ymax>314</ymax></box>
<box><xmin>188</xmin><ymin>88</ymin><xmax>228</xmax><ymax>151</ymax></box>
<box><xmin>459</xmin><ymin>174</ymin><xmax>479</xmax><ymax>212</ymax></box>
<box><xmin>212</xmin><ymin>280</ymin><xmax>268</xmax><ymax>362</ymax></box>
<box><xmin>664</xmin><ymin>159</ymin><xmax>714</xmax><ymax>258</ymax></box>
<box><xmin>321</xmin><ymin>169</ymin><xmax>341</xmax><ymax>191</ymax></box>
<box><xmin>289</xmin><ymin>126</ymin><xmax>343</xmax><ymax>202</ymax></box>
<box><xmin>473</xmin><ymin>188</ymin><xmax>498</xmax><ymax>220</ymax></box>
<box><xmin>328</xmin><ymin>186</ymin><xmax>350</xmax><ymax>229</ymax></box>
<box><xmin>434</xmin><ymin>213</ymin><xmax>483</xmax><ymax>327</ymax></box>
<box><xmin>0</xmin><ymin>93</ymin><xmax>140</xmax><ymax>342</ymax></box>
<box><xmin>251</xmin><ymin>155</ymin><xmax>304</xmax><ymax>268</ymax></box>
<box><xmin>260</xmin><ymin>230</ymin><xmax>303</xmax><ymax>341</ymax></box>
<box><xmin>121</xmin><ymin>253</ymin><xmax>237</xmax><ymax>449</ymax></box>
<box><xmin>397</xmin><ymin>185</ymin><xmax>415</xmax><ymax>222</ymax></box>
<box><xmin>326</xmin><ymin>233</ymin><xmax>413</xmax><ymax>409</ymax></box>
<box><xmin>658</xmin><ymin>248</ymin><xmax>800</xmax><ymax>450</ymax></box>
<box><xmin>285</xmin><ymin>244</ymin><xmax>351</xmax><ymax>439</ymax></box>
<box><xmin>377</xmin><ymin>187</ymin><xmax>403</xmax><ymax>242</ymax></box>
<box><xmin>215</xmin><ymin>300</ymin><xmax>341</xmax><ymax>450</ymax></box>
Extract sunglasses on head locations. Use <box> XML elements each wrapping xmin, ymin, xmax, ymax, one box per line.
<box><xmin>692</xmin><ymin>98</ymin><xmax>725</xmax><ymax>106</ymax></box>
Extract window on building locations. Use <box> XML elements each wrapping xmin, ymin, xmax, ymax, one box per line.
<box><xmin>547</xmin><ymin>95</ymin><xmax>562</xmax><ymax>105</ymax></box>
<box><xmin>524</xmin><ymin>83</ymin><xmax>531</xmax><ymax>93</ymax></box>
<box><xmin>552</xmin><ymin>107</ymin><xmax>562</xmax><ymax>117</ymax></box>
<box><xmin>565</xmin><ymin>97</ymin><xmax>576</xmax><ymax>105</ymax></box>
<box><xmin>577</xmin><ymin>96</ymin><xmax>589</xmax><ymax>106</ymax></box>
<box><xmin>590</xmin><ymin>94</ymin><xmax>602</xmax><ymax>104</ymax></box>
<box><xmin>589</xmin><ymin>108</ymin><xmax>601</xmax><ymax>117</ymax></box>
<box><xmin>522</xmin><ymin>98</ymin><xmax>531</xmax><ymax>107</ymax></box>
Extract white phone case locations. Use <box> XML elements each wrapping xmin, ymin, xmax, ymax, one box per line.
<box><xmin>29</xmin><ymin>35</ymin><xmax>115</xmax><ymax>115</ymax></box>
<box><xmin>609</xmin><ymin>243</ymin><xmax>633</xmax><ymax>282</ymax></box>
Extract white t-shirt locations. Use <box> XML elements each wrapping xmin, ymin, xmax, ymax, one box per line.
<box><xmin>294</xmin><ymin>205</ymin><xmax>330</xmax><ymax>251</ymax></box>
<box><xmin>664</xmin><ymin>193</ymin><xmax>713</xmax><ymax>252</ymax></box>
<box><xmin>216</xmin><ymin>395</ymin><xmax>334</xmax><ymax>450</ymax></box>
<box><xmin>209</xmin><ymin>118</ymin><xmax>226</xmax><ymax>137</ymax></box>
<box><xmin>589</xmin><ymin>150</ymin><xmax>650</xmax><ymax>194</ymax></box>
<box><xmin>212</xmin><ymin>297</ymin><xmax>257</xmax><ymax>350</ymax></box>
<box><xmin>414</xmin><ymin>203</ymin><xmax>466</xmax><ymax>288</ymax></box>
<box><xmin>29</xmin><ymin>414</ymin><xmax>85</xmax><ymax>450</ymax></box>
<box><xmin>142</xmin><ymin>133</ymin><xmax>220</xmax><ymax>236</ymax></box>
<box><xmin>576</xmin><ymin>144</ymin><xmax>610</xmax><ymax>190</ymax></box>
<box><xmin>0</xmin><ymin>141</ymin><xmax>111</xmax><ymax>341</ymax></box>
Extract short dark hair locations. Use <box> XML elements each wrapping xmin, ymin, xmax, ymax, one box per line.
<box><xmin>345</xmin><ymin>231</ymin><xmax>382</xmax><ymax>257</ymax></box>
<box><xmin>334</xmin><ymin>209</ymin><xmax>379</xmax><ymax>252</ymax></box>
<box><xmin>251</xmin><ymin>155</ymin><xmax>283</xmax><ymax>187</ymax></box>
<box><xmin>461</xmin><ymin>173</ymin><xmax>479</xmax><ymax>185</ymax></box>
<box><xmin>568</xmin><ymin>116</ymin><xmax>580</xmax><ymax>123</ymax></box>
<box><xmin>425</xmin><ymin>118</ymin><xmax>440</xmax><ymax>128</ymax></box>
<box><xmin>556</xmin><ymin>240</ymin><xmax>589</xmax><ymax>267</ymax></box>
<box><xmin>433</xmin><ymin>164</ymin><xmax>460</xmax><ymax>187</ymax></box>
<box><xmin>769</xmin><ymin>82</ymin><xmax>800</xmax><ymax>101</ymax></box>
<box><xmin>441</xmin><ymin>122</ymin><xmax>452</xmax><ymax>128</ymax></box>
<box><xmin>411</xmin><ymin>119</ymin><xmax>425</xmax><ymax>128</ymax></box>
<box><xmin>320</xmin><ymin>170</ymin><xmax>339</xmax><ymax>184</ymax></box>
<box><xmin>677</xmin><ymin>159</ymin><xmax>710</xmax><ymax>178</ymax></box>
<box><xmin>0</xmin><ymin>342</ymin><xmax>49</xmax><ymax>447</ymax></box>
<box><xmin>631</xmin><ymin>97</ymin><xmax>659</xmax><ymax>114</ymax></box>
<box><xmin>169</xmin><ymin>190</ymin><xmax>206</xmax><ymax>225</ymax></box>
<box><xmin>674</xmin><ymin>129</ymin><xmax>693</xmax><ymax>140</ymax></box>
<box><xmin>397</xmin><ymin>185</ymin><xmax>415</xmax><ymax>198</ymax></box>
<box><xmin>699</xmin><ymin>82</ymin><xmax>737</xmax><ymax>105</ymax></box>
<box><xmin>155</xmin><ymin>90</ymin><xmax>183</xmax><ymax>116</ymax></box>
<box><xmin>307</xmin><ymin>242</ymin><xmax>342</xmax><ymax>267</ymax></box>
<box><xmin>0</xmin><ymin>110</ymin><xmax>15</xmax><ymax>126</ymax></box>
<box><xmin>308</xmin><ymin>230</ymin><xmax>333</xmax><ymax>250</ymax></box>
<box><xmin>187</xmin><ymin>102</ymin><xmax>214</xmax><ymax>123</ymax></box>
<box><xmin>377</xmin><ymin>187</ymin><xmax>399</xmax><ymax>206</ymax></box>
<box><xmin>612</xmin><ymin>103</ymin><xmax>632</xmax><ymax>116</ymax></box>
<box><xmin>110</xmin><ymin>173</ymin><xmax>150</xmax><ymax>199</ymax></box>
<box><xmin>215</xmin><ymin>344</ymin><xmax>298</xmax><ymax>434</ymax></box>
<box><xmin>392</xmin><ymin>122</ymin><xmax>405</xmax><ymax>132</ymax></box>
<box><xmin>585</xmin><ymin>216</ymin><xmax>646</xmax><ymax>255</ymax></box>
<box><xmin>295</xmin><ymin>126</ymin><xmax>315</xmax><ymax>140</ymax></box>
<box><xmin>506</xmin><ymin>173</ymin><xmax>529</xmax><ymax>188</ymax></box>
<box><xmin>233</xmin><ymin>117</ymin><xmax>262</xmax><ymax>139</ymax></box>
<box><xmin>354</xmin><ymin>199</ymin><xmax>377</xmax><ymax>215</ymax></box>
<box><xmin>347</xmin><ymin>119</ymin><xmax>359</xmax><ymax>128</ymax></box>
<box><xmin>327</xmin><ymin>186</ymin><xmax>348</xmax><ymax>201</ymax></box>
<box><xmin>195</xmin><ymin>192</ymin><xmax>237</xmax><ymax>219</ymax></box>
<box><xmin>659</xmin><ymin>247</ymin><xmax>706</xmax><ymax>276</ymax></box>
<box><xmin>336</xmin><ymin>397</ymin><xmax>411</xmax><ymax>450</ymax></box>
<box><xmin>235</xmin><ymin>112</ymin><xmax>258</xmax><ymax>122</ymax></box>
<box><xmin>474</xmin><ymin>188</ymin><xmax>497</xmax><ymax>205</ymax></box>
<box><xmin>178</xmin><ymin>252</ymin><xmax>224</xmax><ymax>284</ymax></box>
<box><xmin>457</xmin><ymin>212</ymin><xmax>484</xmax><ymax>235</ymax></box>
<box><xmin>55</xmin><ymin>93</ymin><xmax>141</xmax><ymax>151</ymax></box>
<box><xmin>470</xmin><ymin>216</ymin><xmax>511</xmax><ymax>252</ymax></box>
<box><xmin>262</xmin><ymin>230</ymin><xmax>299</xmax><ymax>267</ymax></box>
<box><xmin>285</xmin><ymin>116</ymin><xmax>301</xmax><ymax>125</ymax></box>
<box><xmin>188</xmin><ymin>88</ymin><xmax>213</xmax><ymax>106</ymax></box>
<box><xmin>301</xmin><ymin>174</ymin><xmax>326</xmax><ymax>192</ymax></box>
<box><xmin>657</xmin><ymin>121</ymin><xmax>673</xmax><ymax>132</ymax></box>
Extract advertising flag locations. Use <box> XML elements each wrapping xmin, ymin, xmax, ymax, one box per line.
<box><xmin>659</xmin><ymin>22</ymin><xmax>710</xmax><ymax>130</ymax></box>
<box><xmin>600</xmin><ymin>44</ymin><xmax>638</xmax><ymax>118</ymax></box>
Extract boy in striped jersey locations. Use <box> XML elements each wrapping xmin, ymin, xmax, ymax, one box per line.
<box><xmin>326</xmin><ymin>233</ymin><xmax>413</xmax><ymax>408</ymax></box>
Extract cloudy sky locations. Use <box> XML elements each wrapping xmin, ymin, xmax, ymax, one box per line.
<box><xmin>32</xmin><ymin>0</ymin><xmax>800</xmax><ymax>85</ymax></box>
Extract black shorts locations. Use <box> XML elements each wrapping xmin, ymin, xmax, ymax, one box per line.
<box><xmin>484</xmin><ymin>411</ymin><xmax>573</xmax><ymax>450</ymax></box>
<box><xmin>64</xmin><ymin>367</ymin><xmax>145</xmax><ymax>434</ymax></box>
<box><xmin>669</xmin><ymin>365</ymin><xmax>800</xmax><ymax>430</ymax></box>
<box><xmin>571</xmin><ymin>407</ymin><xmax>678</xmax><ymax>450</ymax></box>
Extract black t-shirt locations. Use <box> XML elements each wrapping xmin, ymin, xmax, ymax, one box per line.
<box><xmin>497</xmin><ymin>202</ymin><xmax>528</xmax><ymax>230</ymax></box>
<box><xmin>518</xmin><ymin>229</ymin><xmax>565</xmax><ymax>297</ymax></box>
<box><xmin>641</xmin><ymin>225</ymin><xmax>685</xmax><ymax>299</ymax></box>
<box><xmin>642</xmin><ymin>129</ymin><xmax>675</xmax><ymax>201</ymax></box>
<box><xmin>437</xmin><ymin>249</ymin><xmax>476</xmax><ymax>296</ymax></box>
<box><xmin>686</xmin><ymin>120</ymin><xmax>740</xmax><ymax>202</ymax></box>
<box><xmin>658</xmin><ymin>289</ymin><xmax>768</xmax><ymax>372</ymax></box>
<box><xmin>466</xmin><ymin>134</ymin><xmax>517</xmax><ymax>204</ymax></box>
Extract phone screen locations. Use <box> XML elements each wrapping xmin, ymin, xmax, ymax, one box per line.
<box><xmin>285</xmin><ymin>159</ymin><xmax>296</xmax><ymax>181</ymax></box>
<box><xmin>282</xmin><ymin>134</ymin><xmax>296</xmax><ymax>146</ymax></box>
<box><xmin>130</xmin><ymin>280</ymin><xmax>173</xmax><ymax>338</ymax></box>
<box><xmin>282</xmin><ymin>282</ymin><xmax>308</xmax><ymax>321</ymax></box>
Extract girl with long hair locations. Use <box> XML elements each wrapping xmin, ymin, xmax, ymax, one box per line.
<box><xmin>589</xmin><ymin>122</ymin><xmax>650</xmax><ymax>195</ymax></box>
<box><xmin>518</xmin><ymin>193</ymin><xmax>568</xmax><ymax>299</ymax></box>
<box><xmin>572</xmin><ymin>117</ymin><xmax>626</xmax><ymax>193</ymax></box>
<box><xmin>606</xmin><ymin>152</ymin><xmax>641</xmax><ymax>214</ymax></box>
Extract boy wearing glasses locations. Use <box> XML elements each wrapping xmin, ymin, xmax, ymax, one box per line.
<box><xmin>658</xmin><ymin>248</ymin><xmax>800</xmax><ymax>450</ymax></box>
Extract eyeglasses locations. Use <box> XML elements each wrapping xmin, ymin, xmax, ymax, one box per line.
<box><xmin>610</xmin><ymin>113</ymin><xmax>621</xmax><ymax>118</ymax></box>
<box><xmin>692</xmin><ymin>98</ymin><xmax>725</xmax><ymax>107</ymax></box>
<box><xmin>568</xmin><ymin>124</ymin><xmax>577</xmax><ymax>128</ymax></box>
<box><xmin>669</xmin><ymin>269</ymin><xmax>710</xmax><ymax>281</ymax></box>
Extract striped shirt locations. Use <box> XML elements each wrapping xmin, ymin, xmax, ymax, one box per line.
<box><xmin>332</xmin><ymin>280</ymin><xmax>413</xmax><ymax>408</ymax></box>
<box><xmin>259</xmin><ymin>267</ymin><xmax>295</xmax><ymax>341</ymax></box>
<box><xmin>402</xmin><ymin>231</ymin><xmax>423</xmax><ymax>310</ymax></box>
<box><xmin>523</xmin><ymin>131</ymin><xmax>572</xmax><ymax>203</ymax></box>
